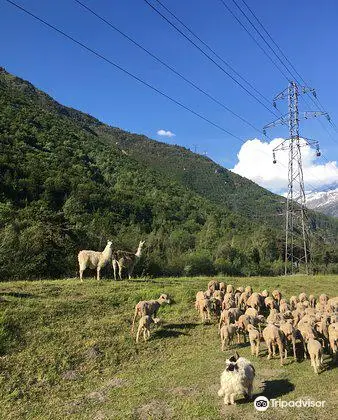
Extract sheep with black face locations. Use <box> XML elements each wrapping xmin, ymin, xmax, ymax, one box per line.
<box><xmin>218</xmin><ymin>352</ymin><xmax>255</xmax><ymax>405</ymax></box>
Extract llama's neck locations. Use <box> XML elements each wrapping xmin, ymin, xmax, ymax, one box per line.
<box><xmin>102</xmin><ymin>243</ymin><xmax>113</xmax><ymax>259</ymax></box>
<box><xmin>135</xmin><ymin>243</ymin><xmax>143</xmax><ymax>258</ymax></box>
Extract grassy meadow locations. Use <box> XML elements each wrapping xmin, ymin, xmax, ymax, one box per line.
<box><xmin>0</xmin><ymin>275</ymin><xmax>337</xmax><ymax>419</ymax></box>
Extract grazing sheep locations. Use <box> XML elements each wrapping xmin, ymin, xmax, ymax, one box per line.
<box><xmin>245</xmin><ymin>286</ymin><xmax>253</xmax><ymax>295</ymax></box>
<box><xmin>272</xmin><ymin>289</ymin><xmax>282</xmax><ymax>306</ymax></box>
<box><xmin>303</xmin><ymin>300</ymin><xmax>310</xmax><ymax>308</ymax></box>
<box><xmin>250</xmin><ymin>314</ymin><xmax>266</xmax><ymax>333</ymax></box>
<box><xmin>219</xmin><ymin>282</ymin><xmax>226</xmax><ymax>292</ymax></box>
<box><xmin>226</xmin><ymin>284</ymin><xmax>235</xmax><ymax>294</ymax></box>
<box><xmin>280</xmin><ymin>320</ymin><xmax>297</xmax><ymax>360</ymax></box>
<box><xmin>307</xmin><ymin>338</ymin><xmax>323</xmax><ymax>374</ymax></box>
<box><xmin>204</xmin><ymin>289</ymin><xmax>213</xmax><ymax>299</ymax></box>
<box><xmin>196</xmin><ymin>296</ymin><xmax>211</xmax><ymax>323</ymax></box>
<box><xmin>220</xmin><ymin>323</ymin><xmax>237</xmax><ymax>351</ymax></box>
<box><xmin>247</xmin><ymin>324</ymin><xmax>260</xmax><ymax>357</ymax></box>
<box><xmin>279</xmin><ymin>299</ymin><xmax>290</xmax><ymax>314</ymax></box>
<box><xmin>211</xmin><ymin>290</ymin><xmax>223</xmax><ymax>316</ymax></box>
<box><xmin>234</xmin><ymin>290</ymin><xmax>242</xmax><ymax>307</ymax></box>
<box><xmin>290</xmin><ymin>295</ymin><xmax>299</xmax><ymax>310</ymax></box>
<box><xmin>208</xmin><ymin>280</ymin><xmax>220</xmax><ymax>294</ymax></box>
<box><xmin>219</xmin><ymin>309</ymin><xmax>231</xmax><ymax>330</ymax></box>
<box><xmin>291</xmin><ymin>309</ymin><xmax>304</xmax><ymax>327</ymax></box>
<box><xmin>222</xmin><ymin>293</ymin><xmax>236</xmax><ymax>310</ymax></box>
<box><xmin>267</xmin><ymin>309</ymin><xmax>282</xmax><ymax>324</ymax></box>
<box><xmin>131</xmin><ymin>294</ymin><xmax>170</xmax><ymax>333</ymax></box>
<box><xmin>326</xmin><ymin>297</ymin><xmax>338</xmax><ymax>314</ymax></box>
<box><xmin>136</xmin><ymin>315</ymin><xmax>159</xmax><ymax>343</ymax></box>
<box><xmin>236</xmin><ymin>314</ymin><xmax>251</xmax><ymax>343</ymax></box>
<box><xmin>328</xmin><ymin>322</ymin><xmax>337</xmax><ymax>358</ymax></box>
<box><xmin>245</xmin><ymin>307</ymin><xmax>258</xmax><ymax>318</ymax></box>
<box><xmin>298</xmin><ymin>314</ymin><xmax>316</xmax><ymax>329</ymax></box>
<box><xmin>299</xmin><ymin>292</ymin><xmax>308</xmax><ymax>303</ymax></box>
<box><xmin>315</xmin><ymin>315</ymin><xmax>329</xmax><ymax>350</ymax></box>
<box><xmin>308</xmin><ymin>294</ymin><xmax>316</xmax><ymax>308</ymax></box>
<box><xmin>262</xmin><ymin>323</ymin><xmax>286</xmax><ymax>365</ymax></box>
<box><xmin>195</xmin><ymin>291</ymin><xmax>206</xmax><ymax>303</ymax></box>
<box><xmin>265</xmin><ymin>296</ymin><xmax>277</xmax><ymax>311</ymax></box>
<box><xmin>112</xmin><ymin>240</ymin><xmax>145</xmax><ymax>280</ymax></box>
<box><xmin>228</xmin><ymin>307</ymin><xmax>243</xmax><ymax>322</ymax></box>
<box><xmin>78</xmin><ymin>240</ymin><xmax>113</xmax><ymax>281</ymax></box>
<box><xmin>238</xmin><ymin>291</ymin><xmax>250</xmax><ymax>310</ymax></box>
<box><xmin>319</xmin><ymin>293</ymin><xmax>329</xmax><ymax>307</ymax></box>
<box><xmin>281</xmin><ymin>310</ymin><xmax>293</xmax><ymax>321</ymax></box>
<box><xmin>246</xmin><ymin>293</ymin><xmax>262</xmax><ymax>311</ymax></box>
<box><xmin>261</xmin><ymin>289</ymin><xmax>269</xmax><ymax>298</ymax></box>
<box><xmin>218</xmin><ymin>352</ymin><xmax>255</xmax><ymax>405</ymax></box>
<box><xmin>298</xmin><ymin>322</ymin><xmax>316</xmax><ymax>359</ymax></box>
<box><xmin>296</xmin><ymin>301</ymin><xmax>306</xmax><ymax>312</ymax></box>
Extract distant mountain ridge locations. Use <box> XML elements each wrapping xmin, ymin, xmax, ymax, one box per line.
<box><xmin>306</xmin><ymin>188</ymin><xmax>338</xmax><ymax>218</ymax></box>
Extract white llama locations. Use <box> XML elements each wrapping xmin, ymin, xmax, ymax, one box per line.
<box><xmin>78</xmin><ymin>240</ymin><xmax>113</xmax><ymax>281</ymax></box>
<box><xmin>112</xmin><ymin>240</ymin><xmax>145</xmax><ymax>280</ymax></box>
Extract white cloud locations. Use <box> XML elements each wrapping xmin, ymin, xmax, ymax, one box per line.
<box><xmin>231</xmin><ymin>137</ymin><xmax>338</xmax><ymax>193</ymax></box>
<box><xmin>157</xmin><ymin>129</ymin><xmax>175</xmax><ymax>138</ymax></box>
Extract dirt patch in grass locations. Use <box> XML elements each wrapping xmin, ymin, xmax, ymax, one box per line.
<box><xmin>62</xmin><ymin>370</ymin><xmax>80</xmax><ymax>381</ymax></box>
<box><xmin>258</xmin><ymin>368</ymin><xmax>284</xmax><ymax>378</ymax></box>
<box><xmin>133</xmin><ymin>400</ymin><xmax>174</xmax><ymax>419</ymax></box>
<box><xmin>87</xmin><ymin>391</ymin><xmax>106</xmax><ymax>403</ymax></box>
<box><xmin>170</xmin><ymin>386</ymin><xmax>199</xmax><ymax>396</ymax></box>
<box><xmin>105</xmin><ymin>377</ymin><xmax>128</xmax><ymax>389</ymax></box>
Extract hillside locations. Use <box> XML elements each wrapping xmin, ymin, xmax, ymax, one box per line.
<box><xmin>0</xmin><ymin>68</ymin><xmax>337</xmax><ymax>278</ymax></box>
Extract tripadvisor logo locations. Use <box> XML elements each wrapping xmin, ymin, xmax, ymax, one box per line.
<box><xmin>254</xmin><ymin>396</ymin><xmax>326</xmax><ymax>411</ymax></box>
<box><xmin>254</xmin><ymin>396</ymin><xmax>269</xmax><ymax>411</ymax></box>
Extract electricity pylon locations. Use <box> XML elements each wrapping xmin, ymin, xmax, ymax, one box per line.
<box><xmin>264</xmin><ymin>81</ymin><xmax>330</xmax><ymax>275</ymax></box>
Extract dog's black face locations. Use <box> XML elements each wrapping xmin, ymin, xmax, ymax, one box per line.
<box><xmin>226</xmin><ymin>362</ymin><xmax>239</xmax><ymax>372</ymax></box>
<box><xmin>228</xmin><ymin>351</ymin><xmax>240</xmax><ymax>363</ymax></box>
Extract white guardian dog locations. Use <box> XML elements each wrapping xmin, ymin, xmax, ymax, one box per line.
<box><xmin>218</xmin><ymin>351</ymin><xmax>255</xmax><ymax>405</ymax></box>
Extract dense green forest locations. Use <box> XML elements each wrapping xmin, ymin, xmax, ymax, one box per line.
<box><xmin>0</xmin><ymin>68</ymin><xmax>337</xmax><ymax>279</ymax></box>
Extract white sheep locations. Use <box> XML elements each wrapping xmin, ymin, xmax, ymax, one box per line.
<box><xmin>307</xmin><ymin>338</ymin><xmax>323</xmax><ymax>374</ymax></box>
<box><xmin>247</xmin><ymin>324</ymin><xmax>260</xmax><ymax>357</ymax></box>
<box><xmin>78</xmin><ymin>240</ymin><xmax>113</xmax><ymax>281</ymax></box>
<box><xmin>262</xmin><ymin>323</ymin><xmax>286</xmax><ymax>365</ymax></box>
<box><xmin>220</xmin><ymin>323</ymin><xmax>237</xmax><ymax>351</ymax></box>
<box><xmin>136</xmin><ymin>315</ymin><xmax>160</xmax><ymax>343</ymax></box>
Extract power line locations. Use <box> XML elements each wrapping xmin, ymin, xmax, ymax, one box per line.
<box><xmin>73</xmin><ymin>0</ymin><xmax>262</xmax><ymax>135</ymax></box>
<box><xmin>218</xmin><ymin>0</ymin><xmax>290</xmax><ymax>83</ymax></box>
<box><xmin>238</xmin><ymin>0</ymin><xmax>338</xmax><ymax>146</ymax></box>
<box><xmin>143</xmin><ymin>0</ymin><xmax>280</xmax><ymax>118</ymax></box>
<box><xmin>3</xmin><ymin>0</ymin><xmax>245</xmax><ymax>143</ymax></box>
<box><xmin>153</xmin><ymin>0</ymin><xmax>273</xmax><ymax>108</ymax></box>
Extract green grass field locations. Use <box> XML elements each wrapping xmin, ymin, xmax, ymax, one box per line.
<box><xmin>0</xmin><ymin>275</ymin><xmax>337</xmax><ymax>420</ymax></box>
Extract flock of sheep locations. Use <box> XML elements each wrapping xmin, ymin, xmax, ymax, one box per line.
<box><xmin>130</xmin><ymin>280</ymin><xmax>337</xmax><ymax>406</ymax></box>
<box><xmin>195</xmin><ymin>280</ymin><xmax>337</xmax><ymax>374</ymax></box>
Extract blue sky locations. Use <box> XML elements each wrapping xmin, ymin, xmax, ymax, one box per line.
<box><xmin>1</xmin><ymin>0</ymin><xmax>337</xmax><ymax>192</ymax></box>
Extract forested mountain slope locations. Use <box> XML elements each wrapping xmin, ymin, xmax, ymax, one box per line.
<box><xmin>0</xmin><ymin>68</ymin><xmax>336</xmax><ymax>278</ymax></box>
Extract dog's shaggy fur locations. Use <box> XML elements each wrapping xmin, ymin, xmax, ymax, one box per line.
<box><xmin>218</xmin><ymin>352</ymin><xmax>255</xmax><ymax>405</ymax></box>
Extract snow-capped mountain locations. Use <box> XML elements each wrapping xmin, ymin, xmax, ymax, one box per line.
<box><xmin>305</xmin><ymin>188</ymin><xmax>338</xmax><ymax>218</ymax></box>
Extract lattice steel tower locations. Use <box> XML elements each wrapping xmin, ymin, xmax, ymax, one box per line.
<box><xmin>264</xmin><ymin>81</ymin><xmax>330</xmax><ymax>275</ymax></box>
